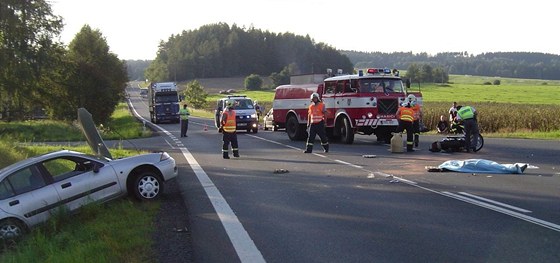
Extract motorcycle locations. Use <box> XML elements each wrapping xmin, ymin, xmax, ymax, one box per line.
<box><xmin>434</xmin><ymin>119</ymin><xmax>484</xmax><ymax>152</ymax></box>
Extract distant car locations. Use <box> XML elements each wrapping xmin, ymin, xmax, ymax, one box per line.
<box><xmin>139</xmin><ymin>88</ymin><xmax>148</xmax><ymax>98</ymax></box>
<box><xmin>263</xmin><ymin>108</ymin><xmax>278</xmax><ymax>131</ymax></box>
<box><xmin>0</xmin><ymin>108</ymin><xmax>177</xmax><ymax>241</ymax></box>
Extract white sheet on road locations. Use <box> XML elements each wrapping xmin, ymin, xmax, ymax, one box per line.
<box><xmin>438</xmin><ymin>159</ymin><xmax>528</xmax><ymax>174</ymax></box>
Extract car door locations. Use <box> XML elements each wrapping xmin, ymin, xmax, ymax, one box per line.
<box><xmin>40</xmin><ymin>156</ymin><xmax>121</xmax><ymax>211</ymax></box>
<box><xmin>0</xmin><ymin>165</ymin><xmax>60</xmax><ymax>227</ymax></box>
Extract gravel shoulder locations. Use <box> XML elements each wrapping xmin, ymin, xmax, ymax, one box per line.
<box><xmin>152</xmin><ymin>179</ymin><xmax>194</xmax><ymax>263</ymax></box>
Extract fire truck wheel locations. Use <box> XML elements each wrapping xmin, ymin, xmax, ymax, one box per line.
<box><xmin>287</xmin><ymin>115</ymin><xmax>306</xmax><ymax>141</ymax></box>
<box><xmin>339</xmin><ymin>117</ymin><xmax>355</xmax><ymax>144</ymax></box>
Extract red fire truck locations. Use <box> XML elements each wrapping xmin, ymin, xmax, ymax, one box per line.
<box><xmin>272</xmin><ymin>68</ymin><xmax>421</xmax><ymax>144</ymax></box>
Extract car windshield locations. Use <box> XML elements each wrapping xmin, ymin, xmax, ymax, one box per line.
<box><xmin>358</xmin><ymin>78</ymin><xmax>404</xmax><ymax>93</ymax></box>
<box><xmin>233</xmin><ymin>99</ymin><xmax>254</xmax><ymax>110</ymax></box>
<box><xmin>155</xmin><ymin>95</ymin><xmax>179</xmax><ymax>103</ymax></box>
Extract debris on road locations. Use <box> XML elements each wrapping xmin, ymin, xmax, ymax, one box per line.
<box><xmin>273</xmin><ymin>169</ymin><xmax>289</xmax><ymax>174</ymax></box>
<box><xmin>362</xmin><ymin>155</ymin><xmax>377</xmax><ymax>158</ymax></box>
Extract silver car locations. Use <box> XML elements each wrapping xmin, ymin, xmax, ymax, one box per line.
<box><xmin>0</xmin><ymin>108</ymin><xmax>178</xmax><ymax>240</ymax></box>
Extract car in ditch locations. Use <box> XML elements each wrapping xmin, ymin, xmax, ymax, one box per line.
<box><xmin>0</xmin><ymin>108</ymin><xmax>178</xmax><ymax>241</ymax></box>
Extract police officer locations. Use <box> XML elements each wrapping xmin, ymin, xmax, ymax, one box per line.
<box><xmin>178</xmin><ymin>104</ymin><xmax>190</xmax><ymax>137</ymax></box>
<box><xmin>396</xmin><ymin>101</ymin><xmax>415</xmax><ymax>152</ymax></box>
<box><xmin>220</xmin><ymin>100</ymin><xmax>239</xmax><ymax>159</ymax></box>
<box><xmin>456</xmin><ymin>105</ymin><xmax>479</xmax><ymax>152</ymax></box>
<box><xmin>304</xmin><ymin>93</ymin><xmax>329</xmax><ymax>153</ymax></box>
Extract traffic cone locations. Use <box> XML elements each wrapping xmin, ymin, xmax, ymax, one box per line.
<box><xmin>203</xmin><ymin>124</ymin><xmax>208</xmax><ymax>132</ymax></box>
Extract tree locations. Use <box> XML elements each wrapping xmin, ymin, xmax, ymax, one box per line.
<box><xmin>182</xmin><ymin>80</ymin><xmax>207</xmax><ymax>108</ymax></box>
<box><xmin>245</xmin><ymin>74</ymin><xmax>263</xmax><ymax>90</ymax></box>
<box><xmin>52</xmin><ymin>25</ymin><xmax>127</xmax><ymax>123</ymax></box>
<box><xmin>269</xmin><ymin>65</ymin><xmax>292</xmax><ymax>88</ymax></box>
<box><xmin>0</xmin><ymin>0</ymin><xmax>64</xmax><ymax>120</ymax></box>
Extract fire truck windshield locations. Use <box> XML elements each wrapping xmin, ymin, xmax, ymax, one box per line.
<box><xmin>358</xmin><ymin>79</ymin><xmax>404</xmax><ymax>93</ymax></box>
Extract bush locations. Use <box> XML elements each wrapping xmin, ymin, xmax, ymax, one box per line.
<box><xmin>493</xmin><ymin>79</ymin><xmax>501</xmax><ymax>85</ymax></box>
<box><xmin>245</xmin><ymin>74</ymin><xmax>263</xmax><ymax>90</ymax></box>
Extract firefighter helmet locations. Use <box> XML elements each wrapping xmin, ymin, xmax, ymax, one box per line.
<box><xmin>310</xmin><ymin>92</ymin><xmax>320</xmax><ymax>101</ymax></box>
<box><xmin>407</xmin><ymin>94</ymin><xmax>416</xmax><ymax>102</ymax></box>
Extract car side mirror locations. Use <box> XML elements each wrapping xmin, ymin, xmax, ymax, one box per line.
<box><xmin>93</xmin><ymin>163</ymin><xmax>100</xmax><ymax>173</ymax></box>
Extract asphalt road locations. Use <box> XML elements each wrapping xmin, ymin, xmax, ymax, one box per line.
<box><xmin>126</xmin><ymin>86</ymin><xmax>560</xmax><ymax>263</ymax></box>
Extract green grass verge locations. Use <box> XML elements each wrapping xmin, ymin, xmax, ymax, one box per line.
<box><xmin>0</xmin><ymin>102</ymin><xmax>151</xmax><ymax>142</ymax></box>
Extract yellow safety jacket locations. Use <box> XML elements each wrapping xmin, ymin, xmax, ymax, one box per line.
<box><xmin>221</xmin><ymin>110</ymin><xmax>236</xmax><ymax>133</ymax></box>
<box><xmin>398</xmin><ymin>107</ymin><xmax>414</xmax><ymax>122</ymax></box>
<box><xmin>308</xmin><ymin>102</ymin><xmax>326</xmax><ymax>124</ymax></box>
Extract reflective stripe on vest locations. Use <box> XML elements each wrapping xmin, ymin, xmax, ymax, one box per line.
<box><xmin>309</xmin><ymin>103</ymin><xmax>325</xmax><ymax>124</ymax></box>
<box><xmin>399</xmin><ymin>107</ymin><xmax>414</xmax><ymax>122</ymax></box>
<box><xmin>458</xmin><ymin>106</ymin><xmax>474</xmax><ymax>119</ymax></box>
<box><xmin>222</xmin><ymin>110</ymin><xmax>236</xmax><ymax>132</ymax></box>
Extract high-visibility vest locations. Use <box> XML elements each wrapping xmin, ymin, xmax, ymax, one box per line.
<box><xmin>398</xmin><ymin>107</ymin><xmax>414</xmax><ymax>122</ymax></box>
<box><xmin>458</xmin><ymin>106</ymin><xmax>475</xmax><ymax>120</ymax></box>
<box><xmin>179</xmin><ymin>108</ymin><xmax>189</xmax><ymax>120</ymax></box>
<box><xmin>411</xmin><ymin>104</ymin><xmax>421</xmax><ymax>121</ymax></box>
<box><xmin>308</xmin><ymin>102</ymin><xmax>325</xmax><ymax>124</ymax></box>
<box><xmin>221</xmin><ymin>110</ymin><xmax>236</xmax><ymax>133</ymax></box>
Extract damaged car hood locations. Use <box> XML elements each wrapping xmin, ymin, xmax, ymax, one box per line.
<box><xmin>77</xmin><ymin>108</ymin><xmax>113</xmax><ymax>160</ymax></box>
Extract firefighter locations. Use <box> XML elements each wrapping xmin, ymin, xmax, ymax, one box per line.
<box><xmin>408</xmin><ymin>94</ymin><xmax>423</xmax><ymax>148</ymax></box>
<box><xmin>178</xmin><ymin>104</ymin><xmax>190</xmax><ymax>137</ymax></box>
<box><xmin>456</xmin><ymin>105</ymin><xmax>479</xmax><ymax>153</ymax></box>
<box><xmin>396</xmin><ymin>101</ymin><xmax>415</xmax><ymax>152</ymax></box>
<box><xmin>304</xmin><ymin>93</ymin><xmax>329</xmax><ymax>153</ymax></box>
<box><xmin>220</xmin><ymin>100</ymin><xmax>239</xmax><ymax>159</ymax></box>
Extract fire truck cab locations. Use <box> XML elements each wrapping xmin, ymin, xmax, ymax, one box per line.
<box><xmin>273</xmin><ymin>68</ymin><xmax>420</xmax><ymax>144</ymax></box>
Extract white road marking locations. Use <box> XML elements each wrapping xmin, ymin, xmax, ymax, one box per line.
<box><xmin>443</xmin><ymin>192</ymin><xmax>560</xmax><ymax>232</ymax></box>
<box><xmin>180</xmin><ymin>147</ymin><xmax>266</xmax><ymax>263</ymax></box>
<box><xmin>458</xmin><ymin>192</ymin><xmax>532</xmax><ymax>213</ymax></box>
<box><xmin>127</xmin><ymin>97</ymin><xmax>265</xmax><ymax>263</ymax></box>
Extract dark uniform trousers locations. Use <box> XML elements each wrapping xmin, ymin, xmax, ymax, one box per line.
<box><xmin>463</xmin><ymin>118</ymin><xmax>479</xmax><ymax>152</ymax></box>
<box><xmin>412</xmin><ymin>120</ymin><xmax>420</xmax><ymax>147</ymax></box>
<box><xmin>222</xmin><ymin>131</ymin><xmax>239</xmax><ymax>158</ymax></box>
<box><xmin>305</xmin><ymin>120</ymin><xmax>329</xmax><ymax>153</ymax></box>
<box><xmin>180</xmin><ymin>119</ymin><xmax>189</xmax><ymax>137</ymax></box>
<box><xmin>397</xmin><ymin>120</ymin><xmax>414</xmax><ymax>151</ymax></box>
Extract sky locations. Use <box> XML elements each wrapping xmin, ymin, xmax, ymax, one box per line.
<box><xmin>50</xmin><ymin>0</ymin><xmax>559</xmax><ymax>60</ymax></box>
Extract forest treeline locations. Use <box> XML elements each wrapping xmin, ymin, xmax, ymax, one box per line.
<box><xmin>129</xmin><ymin>49</ymin><xmax>560</xmax><ymax>82</ymax></box>
<box><xmin>344</xmin><ymin>51</ymin><xmax>560</xmax><ymax>80</ymax></box>
<box><xmin>142</xmin><ymin>23</ymin><xmax>353</xmax><ymax>82</ymax></box>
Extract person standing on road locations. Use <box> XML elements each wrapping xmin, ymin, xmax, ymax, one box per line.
<box><xmin>178</xmin><ymin>104</ymin><xmax>190</xmax><ymax>137</ymax></box>
<box><xmin>220</xmin><ymin>100</ymin><xmax>239</xmax><ymax>159</ymax></box>
<box><xmin>408</xmin><ymin>94</ymin><xmax>423</xmax><ymax>148</ymax></box>
<box><xmin>396</xmin><ymin>101</ymin><xmax>415</xmax><ymax>152</ymax></box>
<box><xmin>304</xmin><ymin>93</ymin><xmax>329</xmax><ymax>153</ymax></box>
<box><xmin>456</xmin><ymin>105</ymin><xmax>479</xmax><ymax>153</ymax></box>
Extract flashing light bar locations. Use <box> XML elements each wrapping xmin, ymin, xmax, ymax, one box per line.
<box><xmin>364</xmin><ymin>68</ymin><xmax>399</xmax><ymax>76</ymax></box>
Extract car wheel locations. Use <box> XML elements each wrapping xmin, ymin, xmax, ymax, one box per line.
<box><xmin>0</xmin><ymin>219</ymin><xmax>26</xmax><ymax>241</ymax></box>
<box><xmin>131</xmin><ymin>171</ymin><xmax>164</xmax><ymax>201</ymax></box>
